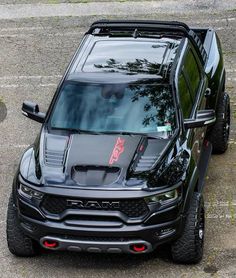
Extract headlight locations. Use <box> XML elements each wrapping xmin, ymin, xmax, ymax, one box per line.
<box><xmin>145</xmin><ymin>189</ymin><xmax>179</xmax><ymax>205</ymax></box>
<box><xmin>19</xmin><ymin>184</ymin><xmax>44</xmax><ymax>200</ymax></box>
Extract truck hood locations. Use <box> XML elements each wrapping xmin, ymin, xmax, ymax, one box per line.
<box><xmin>23</xmin><ymin>130</ymin><xmax>172</xmax><ymax>189</ymax></box>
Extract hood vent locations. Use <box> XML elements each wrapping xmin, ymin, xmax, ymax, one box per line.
<box><xmin>44</xmin><ymin>134</ymin><xmax>68</xmax><ymax>167</ymax></box>
<box><xmin>134</xmin><ymin>155</ymin><xmax>158</xmax><ymax>172</ymax></box>
<box><xmin>45</xmin><ymin>149</ymin><xmax>64</xmax><ymax>167</ymax></box>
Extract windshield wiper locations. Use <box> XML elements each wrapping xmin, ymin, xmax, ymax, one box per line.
<box><xmin>99</xmin><ymin>131</ymin><xmax>164</xmax><ymax>139</ymax></box>
<box><xmin>51</xmin><ymin>127</ymin><xmax>101</xmax><ymax>135</ymax></box>
<box><xmin>51</xmin><ymin>127</ymin><xmax>80</xmax><ymax>133</ymax></box>
<box><xmin>51</xmin><ymin>127</ymin><xmax>166</xmax><ymax>139</ymax></box>
<box><xmin>79</xmin><ymin>129</ymin><xmax>102</xmax><ymax>135</ymax></box>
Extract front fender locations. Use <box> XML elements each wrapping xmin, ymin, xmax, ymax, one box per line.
<box><xmin>19</xmin><ymin>146</ymin><xmax>40</xmax><ymax>185</ymax></box>
<box><xmin>182</xmin><ymin>166</ymin><xmax>199</xmax><ymax>215</ymax></box>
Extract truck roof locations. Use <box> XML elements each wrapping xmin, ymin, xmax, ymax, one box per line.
<box><xmin>87</xmin><ymin>20</ymin><xmax>207</xmax><ymax>63</ymax></box>
<box><xmin>71</xmin><ymin>37</ymin><xmax>181</xmax><ymax>81</ymax></box>
<box><xmin>67</xmin><ymin>20</ymin><xmax>207</xmax><ymax>83</ymax></box>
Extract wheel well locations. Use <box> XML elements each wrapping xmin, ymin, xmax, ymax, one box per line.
<box><xmin>215</xmin><ymin>73</ymin><xmax>226</xmax><ymax>110</ymax></box>
<box><xmin>194</xmin><ymin>179</ymin><xmax>200</xmax><ymax>192</ymax></box>
<box><xmin>183</xmin><ymin>178</ymin><xmax>200</xmax><ymax>215</ymax></box>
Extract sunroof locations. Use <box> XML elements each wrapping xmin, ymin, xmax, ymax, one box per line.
<box><xmin>82</xmin><ymin>40</ymin><xmax>170</xmax><ymax>75</ymax></box>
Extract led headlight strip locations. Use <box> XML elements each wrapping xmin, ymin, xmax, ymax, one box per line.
<box><xmin>145</xmin><ymin>189</ymin><xmax>179</xmax><ymax>205</ymax></box>
<box><xmin>19</xmin><ymin>184</ymin><xmax>44</xmax><ymax>200</ymax></box>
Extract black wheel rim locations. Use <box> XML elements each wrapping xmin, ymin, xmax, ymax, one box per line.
<box><xmin>198</xmin><ymin>204</ymin><xmax>205</xmax><ymax>246</ymax></box>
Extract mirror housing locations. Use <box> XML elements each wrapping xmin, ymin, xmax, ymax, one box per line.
<box><xmin>184</xmin><ymin>109</ymin><xmax>216</xmax><ymax>129</ymax></box>
<box><xmin>22</xmin><ymin>101</ymin><xmax>45</xmax><ymax>123</ymax></box>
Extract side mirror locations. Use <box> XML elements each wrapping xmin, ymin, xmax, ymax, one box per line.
<box><xmin>184</xmin><ymin>109</ymin><xmax>216</xmax><ymax>129</ymax></box>
<box><xmin>22</xmin><ymin>101</ymin><xmax>45</xmax><ymax>123</ymax></box>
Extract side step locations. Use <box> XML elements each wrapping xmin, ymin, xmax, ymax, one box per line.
<box><xmin>198</xmin><ymin>140</ymin><xmax>212</xmax><ymax>192</ymax></box>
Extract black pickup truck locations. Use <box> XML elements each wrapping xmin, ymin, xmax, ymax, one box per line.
<box><xmin>7</xmin><ymin>20</ymin><xmax>230</xmax><ymax>264</ymax></box>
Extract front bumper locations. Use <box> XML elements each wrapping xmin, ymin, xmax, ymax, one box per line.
<box><xmin>17</xmin><ymin>203</ymin><xmax>183</xmax><ymax>254</ymax></box>
<box><xmin>40</xmin><ymin>236</ymin><xmax>153</xmax><ymax>254</ymax></box>
<box><xmin>19</xmin><ymin>213</ymin><xmax>182</xmax><ymax>254</ymax></box>
<box><xmin>15</xmin><ymin>182</ymin><xmax>184</xmax><ymax>254</ymax></box>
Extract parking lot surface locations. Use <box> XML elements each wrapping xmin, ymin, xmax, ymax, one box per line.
<box><xmin>0</xmin><ymin>1</ymin><xmax>235</xmax><ymax>277</ymax></box>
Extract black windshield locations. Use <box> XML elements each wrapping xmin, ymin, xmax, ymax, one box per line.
<box><xmin>49</xmin><ymin>82</ymin><xmax>176</xmax><ymax>138</ymax></box>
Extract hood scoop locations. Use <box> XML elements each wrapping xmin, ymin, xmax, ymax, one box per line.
<box><xmin>72</xmin><ymin>165</ymin><xmax>120</xmax><ymax>186</ymax></box>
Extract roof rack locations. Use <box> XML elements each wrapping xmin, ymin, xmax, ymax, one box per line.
<box><xmin>86</xmin><ymin>20</ymin><xmax>207</xmax><ymax>64</ymax></box>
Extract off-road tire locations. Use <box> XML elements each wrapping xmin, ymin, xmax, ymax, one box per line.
<box><xmin>7</xmin><ymin>194</ymin><xmax>39</xmax><ymax>257</ymax></box>
<box><xmin>171</xmin><ymin>193</ymin><xmax>204</xmax><ymax>264</ymax></box>
<box><xmin>207</xmin><ymin>92</ymin><xmax>230</xmax><ymax>153</ymax></box>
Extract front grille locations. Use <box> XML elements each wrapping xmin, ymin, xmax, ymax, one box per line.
<box><xmin>41</xmin><ymin>195</ymin><xmax>149</xmax><ymax>218</ymax></box>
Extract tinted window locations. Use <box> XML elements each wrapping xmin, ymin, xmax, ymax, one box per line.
<box><xmin>82</xmin><ymin>40</ymin><xmax>169</xmax><ymax>74</ymax></box>
<box><xmin>184</xmin><ymin>49</ymin><xmax>201</xmax><ymax>99</ymax></box>
<box><xmin>178</xmin><ymin>72</ymin><xmax>192</xmax><ymax>118</ymax></box>
<box><xmin>50</xmin><ymin>82</ymin><xmax>176</xmax><ymax>138</ymax></box>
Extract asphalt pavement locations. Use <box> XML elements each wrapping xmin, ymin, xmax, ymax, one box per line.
<box><xmin>0</xmin><ymin>1</ymin><xmax>235</xmax><ymax>277</ymax></box>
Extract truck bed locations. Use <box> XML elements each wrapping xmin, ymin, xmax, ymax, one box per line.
<box><xmin>192</xmin><ymin>28</ymin><xmax>215</xmax><ymax>57</ymax></box>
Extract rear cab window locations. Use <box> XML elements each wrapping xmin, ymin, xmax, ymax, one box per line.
<box><xmin>183</xmin><ymin>49</ymin><xmax>201</xmax><ymax>100</ymax></box>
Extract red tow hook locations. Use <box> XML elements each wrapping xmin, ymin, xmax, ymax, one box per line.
<box><xmin>43</xmin><ymin>240</ymin><xmax>58</xmax><ymax>249</ymax></box>
<box><xmin>131</xmin><ymin>244</ymin><xmax>147</xmax><ymax>253</ymax></box>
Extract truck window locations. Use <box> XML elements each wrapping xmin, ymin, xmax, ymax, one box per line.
<box><xmin>178</xmin><ymin>72</ymin><xmax>193</xmax><ymax>119</ymax></box>
<box><xmin>183</xmin><ymin>49</ymin><xmax>201</xmax><ymax>100</ymax></box>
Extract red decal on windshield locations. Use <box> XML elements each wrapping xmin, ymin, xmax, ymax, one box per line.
<box><xmin>109</xmin><ymin>137</ymin><xmax>125</xmax><ymax>165</ymax></box>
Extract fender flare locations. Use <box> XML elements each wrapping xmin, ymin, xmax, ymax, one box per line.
<box><xmin>182</xmin><ymin>166</ymin><xmax>200</xmax><ymax>214</ymax></box>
